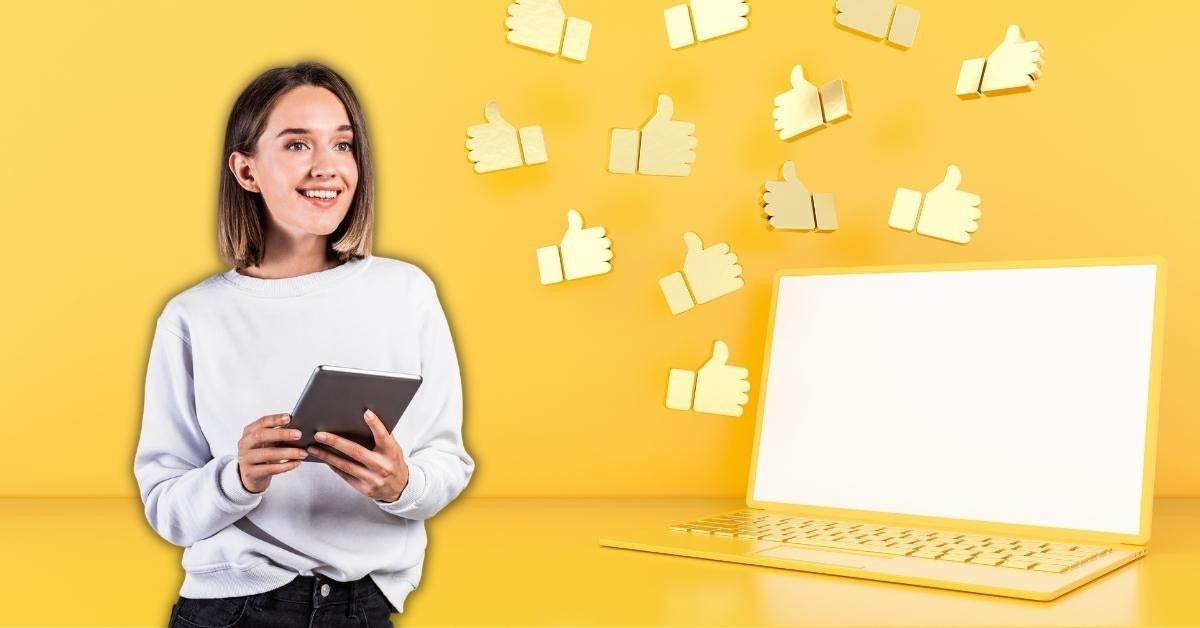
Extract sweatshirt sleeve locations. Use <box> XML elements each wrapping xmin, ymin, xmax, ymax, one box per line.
<box><xmin>133</xmin><ymin>310</ymin><xmax>264</xmax><ymax>547</ymax></box>
<box><xmin>374</xmin><ymin>272</ymin><xmax>475</xmax><ymax>519</ymax></box>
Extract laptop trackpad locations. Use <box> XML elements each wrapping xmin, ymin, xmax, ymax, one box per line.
<box><xmin>755</xmin><ymin>546</ymin><xmax>872</xmax><ymax>569</ymax></box>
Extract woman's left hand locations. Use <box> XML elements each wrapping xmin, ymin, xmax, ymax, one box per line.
<box><xmin>307</xmin><ymin>409</ymin><xmax>409</xmax><ymax>502</ymax></box>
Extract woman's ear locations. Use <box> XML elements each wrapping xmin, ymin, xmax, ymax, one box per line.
<box><xmin>228</xmin><ymin>152</ymin><xmax>260</xmax><ymax>193</ymax></box>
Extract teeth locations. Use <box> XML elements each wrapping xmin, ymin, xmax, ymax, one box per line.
<box><xmin>302</xmin><ymin>189</ymin><xmax>338</xmax><ymax>199</ymax></box>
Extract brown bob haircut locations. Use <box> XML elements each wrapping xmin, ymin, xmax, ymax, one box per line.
<box><xmin>217</xmin><ymin>61</ymin><xmax>373</xmax><ymax>269</ymax></box>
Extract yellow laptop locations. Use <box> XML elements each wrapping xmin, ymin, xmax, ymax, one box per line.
<box><xmin>601</xmin><ymin>258</ymin><xmax>1165</xmax><ymax>601</ymax></box>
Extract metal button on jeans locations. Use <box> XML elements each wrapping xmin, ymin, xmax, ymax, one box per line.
<box><xmin>320</xmin><ymin>583</ymin><xmax>330</xmax><ymax>597</ymax></box>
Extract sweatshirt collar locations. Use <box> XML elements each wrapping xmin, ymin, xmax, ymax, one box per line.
<box><xmin>220</xmin><ymin>255</ymin><xmax>372</xmax><ymax>297</ymax></box>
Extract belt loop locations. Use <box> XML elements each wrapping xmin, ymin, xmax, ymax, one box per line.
<box><xmin>346</xmin><ymin>578</ymin><xmax>357</xmax><ymax>618</ymax></box>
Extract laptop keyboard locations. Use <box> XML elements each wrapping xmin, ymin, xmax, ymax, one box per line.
<box><xmin>670</xmin><ymin>511</ymin><xmax>1112</xmax><ymax>573</ymax></box>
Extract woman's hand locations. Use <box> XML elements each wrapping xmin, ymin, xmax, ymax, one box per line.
<box><xmin>238</xmin><ymin>413</ymin><xmax>309</xmax><ymax>494</ymax></box>
<box><xmin>306</xmin><ymin>409</ymin><xmax>410</xmax><ymax>502</ymax></box>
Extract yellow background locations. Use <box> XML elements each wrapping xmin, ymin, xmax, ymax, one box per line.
<box><xmin>2</xmin><ymin>0</ymin><xmax>1197</xmax><ymax>500</ymax></box>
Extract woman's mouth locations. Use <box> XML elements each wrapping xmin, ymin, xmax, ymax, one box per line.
<box><xmin>297</xmin><ymin>188</ymin><xmax>342</xmax><ymax>208</ymax></box>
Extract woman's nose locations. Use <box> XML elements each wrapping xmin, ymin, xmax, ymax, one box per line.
<box><xmin>310</xmin><ymin>145</ymin><xmax>338</xmax><ymax>177</ymax></box>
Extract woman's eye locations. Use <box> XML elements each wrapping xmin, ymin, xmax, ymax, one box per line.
<box><xmin>287</xmin><ymin>141</ymin><xmax>307</xmax><ymax>151</ymax></box>
<box><xmin>336</xmin><ymin>141</ymin><xmax>353</xmax><ymax>151</ymax></box>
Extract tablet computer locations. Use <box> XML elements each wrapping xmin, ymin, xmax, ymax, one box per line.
<box><xmin>288</xmin><ymin>365</ymin><xmax>422</xmax><ymax>465</ymax></box>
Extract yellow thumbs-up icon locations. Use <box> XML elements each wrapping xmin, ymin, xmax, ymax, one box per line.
<box><xmin>664</xmin><ymin>0</ymin><xmax>750</xmax><ymax>50</ymax></box>
<box><xmin>536</xmin><ymin>209</ymin><xmax>614</xmax><ymax>284</ymax></box>
<box><xmin>833</xmin><ymin>0</ymin><xmax>920</xmax><ymax>48</ymax></box>
<box><xmin>888</xmin><ymin>165</ymin><xmax>982</xmax><ymax>244</ymax></box>
<box><xmin>505</xmin><ymin>0</ymin><xmax>592</xmax><ymax>62</ymax></box>
<box><xmin>666</xmin><ymin>340</ymin><xmax>751</xmax><ymax>417</ymax></box>
<box><xmin>956</xmin><ymin>25</ymin><xmax>1045</xmax><ymax>98</ymax></box>
<box><xmin>761</xmin><ymin>161</ymin><xmax>838</xmax><ymax>231</ymax></box>
<box><xmin>465</xmin><ymin>101</ymin><xmax>548</xmax><ymax>174</ymax></box>
<box><xmin>772</xmin><ymin>65</ymin><xmax>850</xmax><ymax>141</ymax></box>
<box><xmin>609</xmin><ymin>94</ymin><xmax>697</xmax><ymax>176</ymax></box>
<box><xmin>659</xmin><ymin>231</ymin><xmax>744</xmax><ymax>314</ymax></box>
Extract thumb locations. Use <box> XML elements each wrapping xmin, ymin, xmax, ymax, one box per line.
<box><xmin>706</xmin><ymin>340</ymin><xmax>730</xmax><ymax>366</ymax></box>
<box><xmin>941</xmin><ymin>164</ymin><xmax>962</xmax><ymax>189</ymax></box>
<box><xmin>483</xmin><ymin>101</ymin><xmax>507</xmax><ymax>125</ymax></box>
<box><xmin>565</xmin><ymin>209</ymin><xmax>583</xmax><ymax>232</ymax></box>
<box><xmin>682</xmin><ymin>231</ymin><xmax>703</xmax><ymax>253</ymax></box>
<box><xmin>780</xmin><ymin>160</ymin><xmax>797</xmax><ymax>183</ymax></box>
<box><xmin>790</xmin><ymin>65</ymin><xmax>808</xmax><ymax>88</ymax></box>
<box><xmin>1002</xmin><ymin>24</ymin><xmax>1024</xmax><ymax>45</ymax></box>
<box><xmin>650</xmin><ymin>94</ymin><xmax>675</xmax><ymax>123</ymax></box>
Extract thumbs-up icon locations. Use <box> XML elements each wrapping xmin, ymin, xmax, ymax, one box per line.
<box><xmin>505</xmin><ymin>0</ymin><xmax>592</xmax><ymax>62</ymax></box>
<box><xmin>664</xmin><ymin>0</ymin><xmax>750</xmax><ymax>49</ymax></box>
<box><xmin>761</xmin><ymin>161</ymin><xmax>838</xmax><ymax>231</ymax></box>
<box><xmin>666</xmin><ymin>340</ymin><xmax>751</xmax><ymax>417</ymax></box>
<box><xmin>834</xmin><ymin>0</ymin><xmax>920</xmax><ymax>48</ymax></box>
<box><xmin>956</xmin><ymin>25</ymin><xmax>1044</xmax><ymax>98</ymax></box>
<box><xmin>465</xmin><ymin>101</ymin><xmax>548</xmax><ymax>174</ymax></box>
<box><xmin>609</xmin><ymin>94</ymin><xmax>697</xmax><ymax>176</ymax></box>
<box><xmin>888</xmin><ymin>165</ymin><xmax>982</xmax><ymax>244</ymax></box>
<box><xmin>659</xmin><ymin>232</ymin><xmax>744</xmax><ymax>314</ymax></box>
<box><xmin>773</xmin><ymin>65</ymin><xmax>850</xmax><ymax>141</ymax></box>
<box><xmin>536</xmin><ymin>209</ymin><xmax>614</xmax><ymax>284</ymax></box>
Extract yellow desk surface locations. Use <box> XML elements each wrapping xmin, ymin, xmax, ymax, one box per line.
<box><xmin>2</xmin><ymin>497</ymin><xmax>1198</xmax><ymax>626</ymax></box>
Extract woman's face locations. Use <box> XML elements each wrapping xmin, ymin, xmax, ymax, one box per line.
<box><xmin>238</xmin><ymin>85</ymin><xmax>359</xmax><ymax>242</ymax></box>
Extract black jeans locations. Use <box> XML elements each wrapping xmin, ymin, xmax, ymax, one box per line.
<box><xmin>167</xmin><ymin>574</ymin><xmax>399</xmax><ymax>627</ymax></box>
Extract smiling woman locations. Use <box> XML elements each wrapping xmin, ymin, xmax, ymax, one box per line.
<box><xmin>132</xmin><ymin>60</ymin><xmax>474</xmax><ymax>628</ymax></box>
<box><xmin>218</xmin><ymin>63</ymin><xmax>374</xmax><ymax>279</ymax></box>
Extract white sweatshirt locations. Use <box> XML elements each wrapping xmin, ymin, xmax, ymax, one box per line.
<box><xmin>132</xmin><ymin>254</ymin><xmax>474</xmax><ymax>614</ymax></box>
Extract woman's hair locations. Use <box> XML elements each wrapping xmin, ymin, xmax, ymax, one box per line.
<box><xmin>217</xmin><ymin>61</ymin><xmax>374</xmax><ymax>269</ymax></box>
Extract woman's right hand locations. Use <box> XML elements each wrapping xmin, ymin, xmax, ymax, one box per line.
<box><xmin>238</xmin><ymin>413</ymin><xmax>309</xmax><ymax>494</ymax></box>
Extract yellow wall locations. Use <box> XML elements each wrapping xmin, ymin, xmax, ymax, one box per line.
<box><xmin>2</xmin><ymin>1</ymin><xmax>1197</xmax><ymax>498</ymax></box>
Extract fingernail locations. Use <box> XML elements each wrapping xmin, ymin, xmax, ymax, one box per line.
<box><xmin>316</xmin><ymin>433</ymin><xmax>326</xmax><ymax>441</ymax></box>
<box><xmin>280</xmin><ymin>415</ymin><xmax>290</xmax><ymax>424</ymax></box>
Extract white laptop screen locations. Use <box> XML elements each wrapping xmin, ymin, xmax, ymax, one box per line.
<box><xmin>752</xmin><ymin>264</ymin><xmax>1158</xmax><ymax>536</ymax></box>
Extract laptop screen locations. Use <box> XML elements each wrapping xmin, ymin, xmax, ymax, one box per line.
<box><xmin>752</xmin><ymin>263</ymin><xmax>1159</xmax><ymax>536</ymax></box>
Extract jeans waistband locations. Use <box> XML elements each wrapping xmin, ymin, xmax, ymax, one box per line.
<box><xmin>266</xmin><ymin>574</ymin><xmax>378</xmax><ymax>607</ymax></box>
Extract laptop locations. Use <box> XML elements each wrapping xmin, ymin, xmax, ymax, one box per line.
<box><xmin>600</xmin><ymin>258</ymin><xmax>1165</xmax><ymax>601</ymax></box>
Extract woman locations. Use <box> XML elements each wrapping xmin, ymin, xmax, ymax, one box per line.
<box><xmin>133</xmin><ymin>61</ymin><xmax>474</xmax><ymax>627</ymax></box>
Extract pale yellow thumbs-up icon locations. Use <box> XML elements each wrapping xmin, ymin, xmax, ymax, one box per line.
<box><xmin>888</xmin><ymin>165</ymin><xmax>982</xmax><ymax>244</ymax></box>
<box><xmin>762</xmin><ymin>161</ymin><xmax>838</xmax><ymax>231</ymax></box>
<box><xmin>772</xmin><ymin>65</ymin><xmax>850</xmax><ymax>141</ymax></box>
<box><xmin>609</xmin><ymin>94</ymin><xmax>697</xmax><ymax>176</ymax></box>
<box><xmin>664</xmin><ymin>0</ymin><xmax>750</xmax><ymax>49</ymax></box>
<box><xmin>536</xmin><ymin>209</ymin><xmax>613</xmax><ymax>284</ymax></box>
<box><xmin>659</xmin><ymin>231</ymin><xmax>744</xmax><ymax>314</ymax></box>
<box><xmin>505</xmin><ymin>0</ymin><xmax>592</xmax><ymax>62</ymax></box>
<box><xmin>465</xmin><ymin>101</ymin><xmax>548</xmax><ymax>174</ymax></box>
<box><xmin>666</xmin><ymin>340</ymin><xmax>751</xmax><ymax>417</ymax></box>
<box><xmin>956</xmin><ymin>25</ymin><xmax>1045</xmax><ymax>98</ymax></box>
<box><xmin>834</xmin><ymin>0</ymin><xmax>920</xmax><ymax>48</ymax></box>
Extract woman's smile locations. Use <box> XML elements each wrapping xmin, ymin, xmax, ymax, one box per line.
<box><xmin>296</xmin><ymin>187</ymin><xmax>343</xmax><ymax>208</ymax></box>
